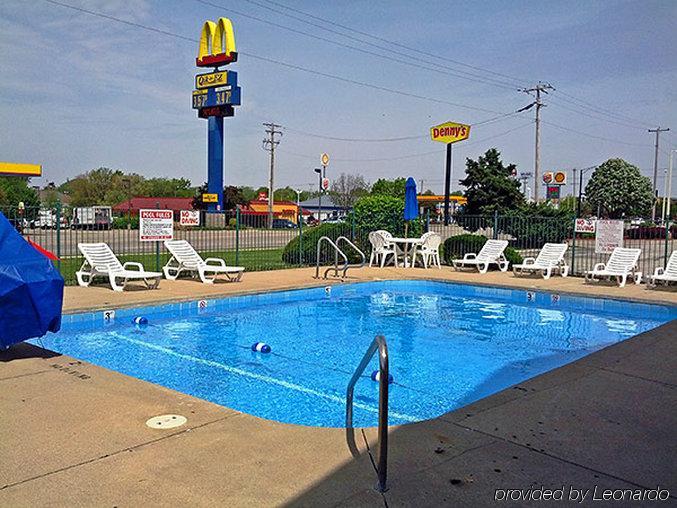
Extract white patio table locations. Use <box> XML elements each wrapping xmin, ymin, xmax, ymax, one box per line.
<box><xmin>388</xmin><ymin>237</ymin><xmax>422</xmax><ymax>268</ymax></box>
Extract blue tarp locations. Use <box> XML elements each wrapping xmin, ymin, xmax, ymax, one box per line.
<box><xmin>0</xmin><ymin>211</ymin><xmax>63</xmax><ymax>348</ymax></box>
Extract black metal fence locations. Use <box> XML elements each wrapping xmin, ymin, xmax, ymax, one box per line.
<box><xmin>1</xmin><ymin>204</ymin><xmax>674</xmax><ymax>285</ymax></box>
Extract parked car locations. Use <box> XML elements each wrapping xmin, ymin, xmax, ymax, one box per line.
<box><xmin>30</xmin><ymin>210</ymin><xmax>68</xmax><ymax>229</ymax></box>
<box><xmin>323</xmin><ymin>216</ymin><xmax>346</xmax><ymax>224</ymax></box>
<box><xmin>272</xmin><ymin>218</ymin><xmax>297</xmax><ymax>229</ymax></box>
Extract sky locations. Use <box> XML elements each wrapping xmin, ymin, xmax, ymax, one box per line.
<box><xmin>1</xmin><ymin>0</ymin><xmax>676</xmax><ymax>197</ymax></box>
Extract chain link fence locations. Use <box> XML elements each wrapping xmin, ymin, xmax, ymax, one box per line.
<box><xmin>2</xmin><ymin>204</ymin><xmax>674</xmax><ymax>285</ymax></box>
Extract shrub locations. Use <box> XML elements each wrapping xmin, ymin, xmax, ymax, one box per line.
<box><xmin>282</xmin><ymin>222</ymin><xmax>362</xmax><ymax>265</ymax></box>
<box><xmin>443</xmin><ymin>234</ymin><xmax>522</xmax><ymax>267</ymax></box>
<box><xmin>353</xmin><ymin>195</ymin><xmax>423</xmax><ymax>238</ymax></box>
<box><xmin>112</xmin><ymin>215</ymin><xmax>139</xmax><ymax>229</ymax></box>
<box><xmin>500</xmin><ymin>204</ymin><xmax>573</xmax><ymax>248</ymax></box>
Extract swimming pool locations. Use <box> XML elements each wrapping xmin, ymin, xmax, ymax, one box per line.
<box><xmin>40</xmin><ymin>280</ymin><xmax>676</xmax><ymax>428</ymax></box>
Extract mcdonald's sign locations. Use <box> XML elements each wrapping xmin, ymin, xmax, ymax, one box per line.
<box><xmin>197</xmin><ymin>17</ymin><xmax>237</xmax><ymax>67</ymax></box>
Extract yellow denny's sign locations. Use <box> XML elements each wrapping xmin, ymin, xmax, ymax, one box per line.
<box><xmin>0</xmin><ymin>162</ymin><xmax>42</xmax><ymax>177</ymax></box>
<box><xmin>197</xmin><ymin>17</ymin><xmax>237</xmax><ymax>67</ymax></box>
<box><xmin>430</xmin><ymin>122</ymin><xmax>471</xmax><ymax>144</ymax></box>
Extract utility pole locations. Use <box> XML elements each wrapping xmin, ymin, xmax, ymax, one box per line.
<box><xmin>648</xmin><ymin>127</ymin><xmax>669</xmax><ymax>221</ymax></box>
<box><xmin>520</xmin><ymin>82</ymin><xmax>554</xmax><ymax>202</ymax></box>
<box><xmin>262</xmin><ymin>122</ymin><xmax>282</xmax><ymax>228</ymax></box>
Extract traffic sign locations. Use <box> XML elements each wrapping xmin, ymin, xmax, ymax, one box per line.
<box><xmin>321</xmin><ymin>153</ymin><xmax>330</xmax><ymax>166</ymax></box>
<box><xmin>430</xmin><ymin>121</ymin><xmax>471</xmax><ymax>144</ymax></box>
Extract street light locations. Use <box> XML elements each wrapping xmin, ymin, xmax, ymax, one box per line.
<box><xmin>576</xmin><ymin>166</ymin><xmax>596</xmax><ymax>217</ymax></box>
<box><xmin>663</xmin><ymin>150</ymin><xmax>676</xmax><ymax>223</ymax></box>
<box><xmin>314</xmin><ymin>168</ymin><xmax>323</xmax><ymax>223</ymax></box>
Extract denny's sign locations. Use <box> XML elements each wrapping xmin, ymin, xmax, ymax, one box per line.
<box><xmin>430</xmin><ymin>121</ymin><xmax>471</xmax><ymax>144</ymax></box>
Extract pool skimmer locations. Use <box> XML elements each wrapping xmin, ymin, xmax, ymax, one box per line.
<box><xmin>145</xmin><ymin>414</ymin><xmax>187</xmax><ymax>429</ymax></box>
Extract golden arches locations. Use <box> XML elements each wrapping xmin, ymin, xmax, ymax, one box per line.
<box><xmin>198</xmin><ymin>17</ymin><xmax>236</xmax><ymax>61</ymax></box>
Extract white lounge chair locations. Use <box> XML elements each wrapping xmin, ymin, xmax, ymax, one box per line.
<box><xmin>368</xmin><ymin>231</ymin><xmax>398</xmax><ymax>268</ymax></box>
<box><xmin>413</xmin><ymin>232</ymin><xmax>442</xmax><ymax>269</ymax></box>
<box><xmin>512</xmin><ymin>243</ymin><xmax>569</xmax><ymax>279</ymax></box>
<box><xmin>163</xmin><ymin>239</ymin><xmax>244</xmax><ymax>283</ymax></box>
<box><xmin>648</xmin><ymin>251</ymin><xmax>677</xmax><ymax>288</ymax></box>
<box><xmin>584</xmin><ymin>247</ymin><xmax>641</xmax><ymax>287</ymax></box>
<box><xmin>76</xmin><ymin>242</ymin><xmax>161</xmax><ymax>292</ymax></box>
<box><xmin>452</xmin><ymin>239</ymin><xmax>509</xmax><ymax>274</ymax></box>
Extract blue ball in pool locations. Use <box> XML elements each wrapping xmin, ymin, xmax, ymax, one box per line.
<box><xmin>132</xmin><ymin>316</ymin><xmax>148</xmax><ymax>326</ymax></box>
<box><xmin>251</xmin><ymin>342</ymin><xmax>271</xmax><ymax>354</ymax></box>
<box><xmin>370</xmin><ymin>370</ymin><xmax>394</xmax><ymax>384</ymax></box>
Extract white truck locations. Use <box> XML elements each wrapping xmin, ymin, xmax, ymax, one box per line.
<box><xmin>31</xmin><ymin>209</ymin><xmax>68</xmax><ymax>229</ymax></box>
<box><xmin>71</xmin><ymin>206</ymin><xmax>112</xmax><ymax>230</ymax></box>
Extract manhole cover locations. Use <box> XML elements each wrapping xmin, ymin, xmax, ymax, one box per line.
<box><xmin>145</xmin><ymin>414</ymin><xmax>187</xmax><ymax>429</ymax></box>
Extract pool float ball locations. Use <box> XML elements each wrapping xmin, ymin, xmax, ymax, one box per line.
<box><xmin>370</xmin><ymin>370</ymin><xmax>394</xmax><ymax>384</ymax></box>
<box><xmin>132</xmin><ymin>316</ymin><xmax>148</xmax><ymax>326</ymax></box>
<box><xmin>251</xmin><ymin>342</ymin><xmax>271</xmax><ymax>354</ymax></box>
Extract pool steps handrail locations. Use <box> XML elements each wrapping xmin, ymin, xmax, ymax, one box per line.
<box><xmin>346</xmin><ymin>334</ymin><xmax>389</xmax><ymax>493</ymax></box>
<box><xmin>315</xmin><ymin>236</ymin><xmax>365</xmax><ymax>279</ymax></box>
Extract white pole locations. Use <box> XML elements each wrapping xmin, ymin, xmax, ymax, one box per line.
<box><xmin>667</xmin><ymin>150</ymin><xmax>675</xmax><ymax>222</ymax></box>
<box><xmin>662</xmin><ymin>167</ymin><xmax>668</xmax><ymax>223</ymax></box>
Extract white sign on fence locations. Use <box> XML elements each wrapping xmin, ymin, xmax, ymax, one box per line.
<box><xmin>575</xmin><ymin>218</ymin><xmax>596</xmax><ymax>234</ymax></box>
<box><xmin>595</xmin><ymin>220</ymin><xmax>624</xmax><ymax>254</ymax></box>
<box><xmin>139</xmin><ymin>209</ymin><xmax>174</xmax><ymax>241</ymax></box>
<box><xmin>180</xmin><ymin>210</ymin><xmax>200</xmax><ymax>227</ymax></box>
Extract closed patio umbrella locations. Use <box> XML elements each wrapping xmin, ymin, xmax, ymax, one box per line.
<box><xmin>403</xmin><ymin>177</ymin><xmax>419</xmax><ymax>264</ymax></box>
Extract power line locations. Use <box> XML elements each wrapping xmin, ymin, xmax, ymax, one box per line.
<box><xmin>195</xmin><ymin>0</ymin><xmax>522</xmax><ymax>91</ymax></box>
<box><xmin>41</xmin><ymin>0</ymin><xmax>512</xmax><ymax>116</ymax></box>
<box><xmin>552</xmin><ymin>90</ymin><xmax>655</xmax><ymax>128</ymax></box>
<box><xmin>279</xmin><ymin>121</ymin><xmax>534</xmax><ymax>162</ymax></box>
<box><xmin>543</xmin><ymin>120</ymin><xmax>653</xmax><ymax>148</ymax></box>
<box><xmin>243</xmin><ymin>0</ymin><xmax>529</xmax><ymax>88</ymax></box>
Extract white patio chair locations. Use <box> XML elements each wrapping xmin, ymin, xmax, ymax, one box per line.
<box><xmin>163</xmin><ymin>239</ymin><xmax>244</xmax><ymax>283</ymax></box>
<box><xmin>413</xmin><ymin>232</ymin><xmax>442</xmax><ymax>269</ymax></box>
<box><xmin>368</xmin><ymin>231</ymin><xmax>398</xmax><ymax>268</ymax></box>
<box><xmin>584</xmin><ymin>247</ymin><xmax>641</xmax><ymax>287</ymax></box>
<box><xmin>451</xmin><ymin>239</ymin><xmax>509</xmax><ymax>274</ymax></box>
<box><xmin>648</xmin><ymin>251</ymin><xmax>677</xmax><ymax>288</ymax></box>
<box><xmin>76</xmin><ymin>242</ymin><xmax>161</xmax><ymax>292</ymax></box>
<box><xmin>512</xmin><ymin>243</ymin><xmax>569</xmax><ymax>279</ymax></box>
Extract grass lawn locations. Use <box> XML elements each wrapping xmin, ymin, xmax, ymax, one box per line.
<box><xmin>56</xmin><ymin>248</ymin><xmax>294</xmax><ymax>285</ymax></box>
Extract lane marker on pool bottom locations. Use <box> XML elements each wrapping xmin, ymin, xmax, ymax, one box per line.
<box><xmin>117</xmin><ymin>335</ymin><xmax>419</xmax><ymax>423</ymax></box>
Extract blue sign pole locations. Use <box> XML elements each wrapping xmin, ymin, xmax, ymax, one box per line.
<box><xmin>207</xmin><ymin>115</ymin><xmax>224</xmax><ymax>211</ymax></box>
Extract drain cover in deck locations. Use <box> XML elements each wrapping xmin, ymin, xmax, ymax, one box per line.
<box><xmin>145</xmin><ymin>414</ymin><xmax>187</xmax><ymax>429</ymax></box>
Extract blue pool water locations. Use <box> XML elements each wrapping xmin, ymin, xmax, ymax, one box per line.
<box><xmin>40</xmin><ymin>281</ymin><xmax>676</xmax><ymax>427</ymax></box>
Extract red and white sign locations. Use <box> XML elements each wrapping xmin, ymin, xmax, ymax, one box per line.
<box><xmin>139</xmin><ymin>209</ymin><xmax>174</xmax><ymax>241</ymax></box>
<box><xmin>321</xmin><ymin>178</ymin><xmax>330</xmax><ymax>192</ymax></box>
<box><xmin>180</xmin><ymin>210</ymin><xmax>200</xmax><ymax>227</ymax></box>
<box><xmin>595</xmin><ymin>220</ymin><xmax>624</xmax><ymax>254</ymax></box>
<box><xmin>575</xmin><ymin>218</ymin><xmax>596</xmax><ymax>233</ymax></box>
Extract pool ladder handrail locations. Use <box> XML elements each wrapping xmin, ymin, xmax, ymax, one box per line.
<box><xmin>346</xmin><ymin>334</ymin><xmax>389</xmax><ymax>493</ymax></box>
<box><xmin>315</xmin><ymin>236</ymin><xmax>365</xmax><ymax>279</ymax></box>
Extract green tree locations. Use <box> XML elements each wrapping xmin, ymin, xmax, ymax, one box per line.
<box><xmin>584</xmin><ymin>159</ymin><xmax>653</xmax><ymax>218</ymax></box>
<box><xmin>239</xmin><ymin>186</ymin><xmax>258</xmax><ymax>202</ymax></box>
<box><xmin>142</xmin><ymin>177</ymin><xmax>193</xmax><ymax>198</ymax></box>
<box><xmin>353</xmin><ymin>194</ymin><xmax>422</xmax><ymax>237</ymax></box>
<box><xmin>0</xmin><ymin>177</ymin><xmax>40</xmax><ymax>209</ymax></box>
<box><xmin>371</xmin><ymin>178</ymin><xmax>405</xmax><ymax>199</ymax></box>
<box><xmin>459</xmin><ymin>148</ymin><xmax>524</xmax><ymax>215</ymax></box>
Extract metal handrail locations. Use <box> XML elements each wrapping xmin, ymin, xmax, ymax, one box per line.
<box><xmin>336</xmin><ymin>236</ymin><xmax>366</xmax><ymax>272</ymax></box>
<box><xmin>346</xmin><ymin>335</ymin><xmax>389</xmax><ymax>493</ymax></box>
<box><xmin>315</xmin><ymin>236</ymin><xmax>348</xmax><ymax>279</ymax></box>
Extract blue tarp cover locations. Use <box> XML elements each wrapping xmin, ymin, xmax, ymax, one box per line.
<box><xmin>0</xmin><ymin>212</ymin><xmax>63</xmax><ymax>348</ymax></box>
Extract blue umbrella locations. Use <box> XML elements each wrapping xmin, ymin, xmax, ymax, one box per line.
<box><xmin>404</xmin><ymin>177</ymin><xmax>419</xmax><ymax>221</ymax></box>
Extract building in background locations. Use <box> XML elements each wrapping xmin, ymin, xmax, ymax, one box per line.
<box><xmin>239</xmin><ymin>198</ymin><xmax>309</xmax><ymax>227</ymax></box>
<box><xmin>112</xmin><ymin>197</ymin><xmax>194</xmax><ymax>220</ymax></box>
<box><xmin>298</xmin><ymin>196</ymin><xmax>348</xmax><ymax>222</ymax></box>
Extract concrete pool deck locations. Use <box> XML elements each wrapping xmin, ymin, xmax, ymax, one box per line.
<box><xmin>1</xmin><ymin>267</ymin><xmax>676</xmax><ymax>506</ymax></box>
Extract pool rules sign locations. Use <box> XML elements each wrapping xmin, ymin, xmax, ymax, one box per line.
<box><xmin>140</xmin><ymin>210</ymin><xmax>174</xmax><ymax>241</ymax></box>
